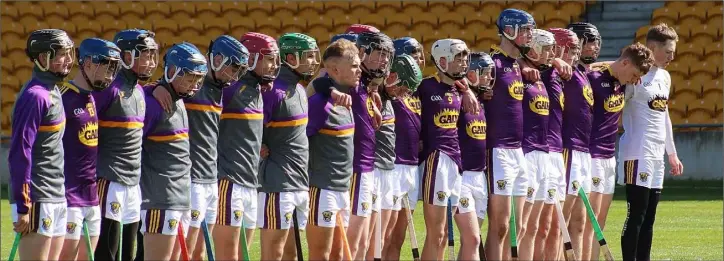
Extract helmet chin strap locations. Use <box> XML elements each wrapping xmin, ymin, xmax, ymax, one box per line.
<box><xmin>80</xmin><ymin>64</ymin><xmax>98</xmax><ymax>91</ymax></box>
<box><xmin>580</xmin><ymin>56</ymin><xmax>596</xmax><ymax>64</ymax></box>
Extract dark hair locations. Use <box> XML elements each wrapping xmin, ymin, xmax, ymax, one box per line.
<box><xmin>646</xmin><ymin>23</ymin><xmax>679</xmax><ymax>44</ymax></box>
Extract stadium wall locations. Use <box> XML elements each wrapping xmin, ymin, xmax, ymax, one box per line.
<box><xmin>0</xmin><ymin>131</ymin><xmax>721</xmax><ymax>185</ymax></box>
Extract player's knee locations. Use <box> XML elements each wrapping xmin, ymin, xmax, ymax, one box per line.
<box><xmin>461</xmin><ymin>232</ymin><xmax>481</xmax><ymax>247</ymax></box>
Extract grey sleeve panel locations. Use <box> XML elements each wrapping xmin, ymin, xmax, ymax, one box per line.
<box><xmin>259</xmin><ymin>85</ymin><xmax>310</xmax><ymax>192</ymax></box>
<box><xmin>33</xmin><ymin>85</ymin><xmax>66</xmax><ymax>203</ymax></box>
<box><xmin>186</xmin><ymin>85</ymin><xmax>223</xmax><ymax>184</ymax></box>
<box><xmin>374</xmin><ymin>100</ymin><xmax>396</xmax><ymax>170</ymax></box>
<box><xmin>217</xmin><ymin>82</ymin><xmax>264</xmax><ymax>188</ymax></box>
<box><xmin>96</xmin><ymin>82</ymin><xmax>145</xmax><ymax>186</ymax></box>
<box><xmin>140</xmin><ymin>98</ymin><xmax>191</xmax><ymax>211</ymax></box>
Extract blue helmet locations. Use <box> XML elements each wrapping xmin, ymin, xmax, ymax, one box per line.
<box><xmin>330</xmin><ymin>33</ymin><xmax>358</xmax><ymax>44</ymax></box>
<box><xmin>113</xmin><ymin>29</ymin><xmax>159</xmax><ymax>80</ymax></box>
<box><xmin>208</xmin><ymin>35</ymin><xmax>250</xmax><ymax>84</ymax></box>
<box><xmin>393</xmin><ymin>37</ymin><xmax>422</xmax><ymax>56</ymax></box>
<box><xmin>468</xmin><ymin>52</ymin><xmax>495</xmax><ymax>90</ymax></box>
<box><xmin>163</xmin><ymin>42</ymin><xmax>208</xmax><ymax>98</ymax></box>
<box><xmin>77</xmin><ymin>38</ymin><xmax>122</xmax><ymax>91</ymax></box>
<box><xmin>497</xmin><ymin>9</ymin><xmax>536</xmax><ymax>42</ymax></box>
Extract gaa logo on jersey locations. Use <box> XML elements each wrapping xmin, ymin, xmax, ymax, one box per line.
<box><xmin>168</xmin><ymin>219</ymin><xmax>178</xmax><ymax>230</ymax></box>
<box><xmin>190</xmin><ymin>210</ymin><xmax>201</xmax><ymax>221</ymax></box>
<box><xmin>110</xmin><ymin>202</ymin><xmax>121</xmax><ymax>214</ymax></box>
<box><xmin>583</xmin><ymin>85</ymin><xmax>594</xmax><ymax>106</ymax></box>
<box><xmin>78</xmin><ymin>121</ymin><xmax>99</xmax><ymax>147</ymax></box>
<box><xmin>639</xmin><ymin>172</ymin><xmax>650</xmax><ymax>182</ymax></box>
<box><xmin>433</xmin><ymin>109</ymin><xmax>459</xmax><ymax>129</ymax></box>
<box><xmin>604</xmin><ymin>93</ymin><xmax>625</xmax><ymax>113</ymax></box>
<box><xmin>465</xmin><ymin>119</ymin><xmax>487</xmax><ymax>140</ymax></box>
<box><xmin>66</xmin><ymin>222</ymin><xmax>77</xmax><ymax>234</ymax></box>
<box><xmin>648</xmin><ymin>95</ymin><xmax>668</xmax><ymax>112</ymax></box>
<box><xmin>285</xmin><ymin>212</ymin><xmax>293</xmax><ymax>224</ymax></box>
<box><xmin>529</xmin><ymin>95</ymin><xmax>550</xmax><ymax>116</ymax></box>
<box><xmin>322</xmin><ymin>211</ymin><xmax>333</xmax><ymax>222</ymax></box>
<box><xmin>42</xmin><ymin>218</ymin><xmax>52</xmax><ymax>230</ymax></box>
<box><xmin>508</xmin><ymin>80</ymin><xmax>524</xmax><ymax>101</ymax></box>
<box><xmin>436</xmin><ymin>191</ymin><xmax>447</xmax><ymax>202</ymax></box>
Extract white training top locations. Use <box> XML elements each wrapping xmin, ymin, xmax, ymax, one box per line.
<box><xmin>618</xmin><ymin>66</ymin><xmax>677</xmax><ymax>161</ymax></box>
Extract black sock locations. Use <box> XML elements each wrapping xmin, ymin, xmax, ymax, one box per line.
<box><xmin>621</xmin><ymin>184</ymin><xmax>651</xmax><ymax>261</ymax></box>
<box><xmin>636</xmin><ymin>188</ymin><xmax>661</xmax><ymax>261</ymax></box>
<box><xmin>95</xmin><ymin>218</ymin><xmax>121</xmax><ymax>261</ymax></box>
<box><xmin>118</xmin><ymin>221</ymin><xmax>139</xmax><ymax>261</ymax></box>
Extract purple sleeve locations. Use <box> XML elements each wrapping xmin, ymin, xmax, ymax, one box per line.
<box><xmin>262</xmin><ymin>88</ymin><xmax>284</xmax><ymax>125</ymax></box>
<box><xmin>142</xmin><ymin>95</ymin><xmax>161</xmax><ymax>138</ymax></box>
<box><xmin>91</xmin><ymin>85</ymin><xmax>118</xmax><ymax>115</ymax></box>
<box><xmin>312</xmin><ymin>76</ymin><xmax>334</xmax><ymax>97</ymax></box>
<box><xmin>8</xmin><ymin>89</ymin><xmax>47</xmax><ymax>214</ymax></box>
<box><xmin>306</xmin><ymin>96</ymin><xmax>329</xmax><ymax>136</ymax></box>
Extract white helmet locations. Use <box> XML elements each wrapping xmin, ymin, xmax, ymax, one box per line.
<box><xmin>526</xmin><ymin>29</ymin><xmax>556</xmax><ymax>62</ymax></box>
<box><xmin>431</xmin><ymin>39</ymin><xmax>470</xmax><ymax>79</ymax></box>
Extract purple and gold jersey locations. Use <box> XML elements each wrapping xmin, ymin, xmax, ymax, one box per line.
<box><xmin>8</xmin><ymin>70</ymin><xmax>66</xmax><ymax>214</ymax></box>
<box><xmin>588</xmin><ymin>66</ymin><xmax>625</xmax><ymax>159</ymax></box>
<box><xmin>522</xmin><ymin>78</ymin><xmax>550</xmax><ymax>154</ymax></box>
<box><xmin>350</xmin><ymin>78</ymin><xmax>376</xmax><ymax>173</ymax></box>
<box><xmin>458</xmin><ymin>106</ymin><xmax>487</xmax><ymax>172</ymax></box>
<box><xmin>392</xmin><ymin>95</ymin><xmax>421</xmax><ymax>166</ymax></box>
<box><xmin>542</xmin><ymin>69</ymin><xmax>564</xmax><ymax>153</ymax></box>
<box><xmin>485</xmin><ymin>46</ymin><xmax>524</xmax><ymax>149</ymax></box>
<box><xmin>418</xmin><ymin>75</ymin><xmax>462</xmax><ymax>170</ymax></box>
<box><xmin>562</xmin><ymin>67</ymin><xmax>594</xmax><ymax>152</ymax></box>
<box><xmin>60</xmin><ymin>82</ymin><xmax>99</xmax><ymax>207</ymax></box>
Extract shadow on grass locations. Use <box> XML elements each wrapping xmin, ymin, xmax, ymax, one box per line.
<box><xmin>1</xmin><ymin>179</ymin><xmax>721</xmax><ymax>201</ymax></box>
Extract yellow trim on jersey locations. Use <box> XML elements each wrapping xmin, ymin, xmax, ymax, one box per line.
<box><xmin>381</xmin><ymin>118</ymin><xmax>395</xmax><ymax>125</ymax></box>
<box><xmin>319</xmin><ymin>128</ymin><xmax>354</xmax><ymax>136</ymax></box>
<box><xmin>98</xmin><ymin>120</ymin><xmax>144</xmax><ymax>129</ymax></box>
<box><xmin>185</xmin><ymin>103</ymin><xmax>222</xmax><ymax>114</ymax></box>
<box><xmin>147</xmin><ymin>133</ymin><xmax>189</xmax><ymax>142</ymax></box>
<box><xmin>220</xmin><ymin>113</ymin><xmax>264</xmax><ymax>120</ymax></box>
<box><xmin>490</xmin><ymin>45</ymin><xmax>510</xmax><ymax>57</ymax></box>
<box><xmin>38</xmin><ymin>120</ymin><xmax>65</xmax><ymax>132</ymax></box>
<box><xmin>265</xmin><ymin>117</ymin><xmax>309</xmax><ymax>128</ymax></box>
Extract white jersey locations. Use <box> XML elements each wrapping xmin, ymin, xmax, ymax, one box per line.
<box><xmin>618</xmin><ymin>67</ymin><xmax>677</xmax><ymax>161</ymax></box>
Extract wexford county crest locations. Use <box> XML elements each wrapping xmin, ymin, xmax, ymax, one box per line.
<box><xmin>110</xmin><ymin>202</ymin><xmax>121</xmax><ymax>214</ymax></box>
<box><xmin>459</xmin><ymin>197</ymin><xmax>470</xmax><ymax>208</ymax></box>
<box><xmin>168</xmin><ymin>219</ymin><xmax>178</xmax><ymax>230</ymax></box>
<box><xmin>592</xmin><ymin>177</ymin><xmax>602</xmax><ymax>187</ymax></box>
<box><xmin>527</xmin><ymin>187</ymin><xmax>535</xmax><ymax>198</ymax></box>
<box><xmin>234</xmin><ymin>210</ymin><xmax>242</xmax><ymax>221</ymax></box>
<box><xmin>42</xmin><ymin>218</ymin><xmax>52</xmax><ymax>230</ymax></box>
<box><xmin>436</xmin><ymin>191</ymin><xmax>448</xmax><ymax>202</ymax></box>
<box><xmin>285</xmin><ymin>212</ymin><xmax>293</xmax><ymax>224</ymax></box>
<box><xmin>322</xmin><ymin>211</ymin><xmax>333</xmax><ymax>222</ymax></box>
<box><xmin>572</xmin><ymin>181</ymin><xmax>580</xmax><ymax>191</ymax></box>
<box><xmin>191</xmin><ymin>210</ymin><xmax>201</xmax><ymax>221</ymax></box>
<box><xmin>497</xmin><ymin>180</ymin><xmax>507</xmax><ymax>190</ymax></box>
<box><xmin>639</xmin><ymin>172</ymin><xmax>650</xmax><ymax>182</ymax></box>
<box><xmin>547</xmin><ymin>189</ymin><xmax>557</xmax><ymax>199</ymax></box>
<box><xmin>66</xmin><ymin>222</ymin><xmax>77</xmax><ymax>234</ymax></box>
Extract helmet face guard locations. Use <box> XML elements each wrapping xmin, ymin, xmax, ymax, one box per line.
<box><xmin>249</xmin><ymin>50</ymin><xmax>281</xmax><ymax>83</ymax></box>
<box><xmin>208</xmin><ymin>36</ymin><xmax>250</xmax><ymax>85</ymax></box>
<box><xmin>361</xmin><ymin>42</ymin><xmax>394</xmax><ymax>79</ymax></box>
<box><xmin>165</xmin><ymin>67</ymin><xmax>206</xmax><ymax>98</ymax></box>
<box><xmin>284</xmin><ymin>48</ymin><xmax>321</xmax><ymax>80</ymax></box>
<box><xmin>497</xmin><ymin>9</ymin><xmax>536</xmax><ymax>56</ymax></box>
<box><xmin>38</xmin><ymin>44</ymin><xmax>75</xmax><ymax>78</ymax></box>
<box><xmin>210</xmin><ymin>53</ymin><xmax>249</xmax><ymax>83</ymax></box>
<box><xmin>163</xmin><ymin>42</ymin><xmax>209</xmax><ymax>98</ymax></box>
<box><xmin>81</xmin><ymin>56</ymin><xmax>122</xmax><ymax>91</ymax></box>
<box><xmin>386</xmin><ymin>54</ymin><xmax>423</xmax><ymax>94</ymax></box>
<box><xmin>118</xmin><ymin>35</ymin><xmax>159</xmax><ymax>81</ymax></box>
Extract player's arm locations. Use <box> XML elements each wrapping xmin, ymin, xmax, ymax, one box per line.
<box><xmin>260</xmin><ymin>89</ymin><xmax>283</xmax><ymax>158</ymax></box>
<box><xmin>312</xmin><ymin>77</ymin><xmax>352</xmax><ymax>108</ymax></box>
<box><xmin>551</xmin><ymin>58</ymin><xmax>572</xmax><ymax>80</ymax></box>
<box><xmin>306</xmin><ymin>97</ymin><xmax>329</xmax><ymax>137</ymax></box>
<box><xmin>142</xmin><ymin>96</ymin><xmax>162</xmax><ymax>138</ymax></box>
<box><xmin>8</xmin><ymin>90</ymin><xmax>47</xmax><ymax>215</ymax></box>
<box><xmin>518</xmin><ymin>58</ymin><xmax>542</xmax><ymax>82</ymax></box>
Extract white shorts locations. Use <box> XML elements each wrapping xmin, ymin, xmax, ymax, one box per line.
<box><xmin>591</xmin><ymin>157</ymin><xmax>617</xmax><ymax>194</ymax></box>
<box><xmin>349</xmin><ymin>171</ymin><xmax>376</xmax><ymax>217</ymax></box>
<box><xmin>376</xmin><ymin>168</ymin><xmax>402</xmax><ymax>211</ymax></box>
<box><xmin>309</xmin><ymin>186</ymin><xmax>350</xmax><ymax>228</ymax></box>
<box><xmin>11</xmin><ymin>202</ymin><xmax>67</xmax><ymax>237</ymax></box>
<box><xmin>548</xmin><ymin>152</ymin><xmax>567</xmax><ymax>202</ymax></box>
<box><xmin>487</xmin><ymin>147</ymin><xmax>528</xmax><ymax>196</ymax></box>
<box><xmin>65</xmin><ymin>206</ymin><xmax>102</xmax><ymax>240</ymax></box>
<box><xmin>217</xmin><ymin>180</ymin><xmax>257</xmax><ymax>228</ymax></box>
<box><xmin>564</xmin><ymin>149</ymin><xmax>592</xmax><ymax>195</ymax></box>
<box><xmin>257</xmin><ymin>191</ymin><xmax>309</xmax><ymax>230</ymax></box>
<box><xmin>97</xmin><ymin>179</ymin><xmax>142</xmax><ymax>224</ymax></box>
<box><xmin>456</xmin><ymin>171</ymin><xmax>488</xmax><ymax>220</ymax></box>
<box><xmin>420</xmin><ymin>151</ymin><xmax>461</xmax><ymax>207</ymax></box>
<box><xmin>396</xmin><ymin>164</ymin><xmax>420</xmax><ymax>210</ymax></box>
<box><xmin>618</xmin><ymin>158</ymin><xmax>665</xmax><ymax>189</ymax></box>
<box><xmin>189</xmin><ymin>183</ymin><xmax>219</xmax><ymax>228</ymax></box>
<box><xmin>141</xmin><ymin>209</ymin><xmax>190</xmax><ymax>236</ymax></box>
<box><xmin>524</xmin><ymin>151</ymin><xmax>552</xmax><ymax>203</ymax></box>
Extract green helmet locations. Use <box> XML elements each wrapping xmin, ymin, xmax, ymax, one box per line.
<box><xmin>390</xmin><ymin>54</ymin><xmax>423</xmax><ymax>92</ymax></box>
<box><xmin>277</xmin><ymin>33</ymin><xmax>321</xmax><ymax>79</ymax></box>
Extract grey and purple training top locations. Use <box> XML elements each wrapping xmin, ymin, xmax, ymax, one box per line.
<box><xmin>92</xmin><ymin>69</ymin><xmax>145</xmax><ymax>186</ymax></box>
<box><xmin>374</xmin><ymin>99</ymin><xmax>396</xmax><ymax>171</ymax></box>
<box><xmin>8</xmin><ymin>69</ymin><xmax>66</xmax><ymax>214</ymax></box>
<box><xmin>522</xmin><ymin>78</ymin><xmax>550</xmax><ymax>154</ymax></box>
<box><xmin>588</xmin><ymin>66</ymin><xmax>625</xmax><ymax>159</ymax></box>
<box><xmin>60</xmin><ymin>81</ymin><xmax>99</xmax><ymax>207</ymax></box>
<box><xmin>307</xmin><ymin>77</ymin><xmax>355</xmax><ymax>192</ymax></box>
<box><xmin>418</xmin><ymin>75</ymin><xmax>462</xmax><ymax>171</ymax></box>
<box><xmin>259</xmin><ymin>67</ymin><xmax>309</xmax><ymax>193</ymax></box>
<box><xmin>141</xmin><ymin>83</ymin><xmax>191</xmax><ymax>211</ymax></box>
<box><xmin>562</xmin><ymin>67</ymin><xmax>594</xmax><ymax>152</ymax></box>
<box><xmin>485</xmin><ymin>46</ymin><xmax>524</xmax><ymax>149</ymax></box>
<box><xmin>458</xmin><ymin>104</ymin><xmax>487</xmax><ymax>172</ymax></box>
<box><xmin>184</xmin><ymin>75</ymin><xmax>224</xmax><ymax>184</ymax></box>
<box><xmin>392</xmin><ymin>95</ymin><xmax>421</xmax><ymax>166</ymax></box>
<box><xmin>542</xmin><ymin>68</ymin><xmax>564</xmax><ymax>153</ymax></box>
<box><xmin>217</xmin><ymin>74</ymin><xmax>264</xmax><ymax>188</ymax></box>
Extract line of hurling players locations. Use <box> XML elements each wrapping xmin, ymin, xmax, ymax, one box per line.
<box><xmin>9</xmin><ymin>7</ymin><xmax>683</xmax><ymax>261</ymax></box>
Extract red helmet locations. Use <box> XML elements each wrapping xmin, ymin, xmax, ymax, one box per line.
<box><xmin>240</xmin><ymin>32</ymin><xmax>278</xmax><ymax>55</ymax></box>
<box><xmin>346</xmin><ymin>24</ymin><xmax>380</xmax><ymax>34</ymax></box>
<box><xmin>548</xmin><ymin>28</ymin><xmax>579</xmax><ymax>48</ymax></box>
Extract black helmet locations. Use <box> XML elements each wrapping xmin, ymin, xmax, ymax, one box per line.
<box><xmin>356</xmin><ymin>32</ymin><xmax>395</xmax><ymax>79</ymax></box>
<box><xmin>26</xmin><ymin>29</ymin><xmax>74</xmax><ymax>76</ymax></box>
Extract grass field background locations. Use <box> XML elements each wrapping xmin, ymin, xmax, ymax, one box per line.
<box><xmin>1</xmin><ymin>180</ymin><xmax>722</xmax><ymax>260</ymax></box>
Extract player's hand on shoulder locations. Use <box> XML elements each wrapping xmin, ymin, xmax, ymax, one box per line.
<box><xmin>461</xmin><ymin>89</ymin><xmax>480</xmax><ymax>114</ymax></box>
<box><xmin>152</xmin><ymin>85</ymin><xmax>173</xmax><ymax>113</ymax></box>
<box><xmin>331</xmin><ymin>90</ymin><xmax>352</xmax><ymax>109</ymax></box>
<box><xmin>552</xmin><ymin>58</ymin><xmax>572</xmax><ymax>80</ymax></box>
<box><xmin>260</xmin><ymin>82</ymin><xmax>274</xmax><ymax>92</ymax></box>
<box><xmin>522</xmin><ymin>67</ymin><xmax>541</xmax><ymax>82</ymax></box>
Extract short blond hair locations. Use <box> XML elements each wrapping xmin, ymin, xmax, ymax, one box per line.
<box><xmin>621</xmin><ymin>42</ymin><xmax>655</xmax><ymax>73</ymax></box>
<box><xmin>646</xmin><ymin>23</ymin><xmax>679</xmax><ymax>44</ymax></box>
<box><xmin>323</xmin><ymin>39</ymin><xmax>359</xmax><ymax>68</ymax></box>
